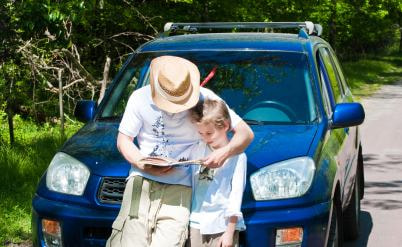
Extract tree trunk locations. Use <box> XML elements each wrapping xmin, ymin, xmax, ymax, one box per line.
<box><xmin>399</xmin><ymin>27</ymin><xmax>402</xmax><ymax>53</ymax></box>
<box><xmin>58</xmin><ymin>69</ymin><xmax>65</xmax><ymax>138</ymax></box>
<box><xmin>98</xmin><ymin>56</ymin><xmax>111</xmax><ymax>104</ymax></box>
<box><xmin>399</xmin><ymin>13</ymin><xmax>402</xmax><ymax>53</ymax></box>
<box><xmin>328</xmin><ymin>0</ymin><xmax>337</xmax><ymax>49</ymax></box>
<box><xmin>7</xmin><ymin>107</ymin><xmax>14</xmax><ymax>146</ymax></box>
<box><xmin>200</xmin><ymin>0</ymin><xmax>209</xmax><ymax>22</ymax></box>
<box><xmin>6</xmin><ymin>77</ymin><xmax>14</xmax><ymax>146</ymax></box>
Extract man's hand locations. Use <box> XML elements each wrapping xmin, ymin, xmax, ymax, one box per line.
<box><xmin>141</xmin><ymin>165</ymin><xmax>174</xmax><ymax>176</ymax></box>
<box><xmin>203</xmin><ymin>120</ymin><xmax>254</xmax><ymax>168</ymax></box>
<box><xmin>136</xmin><ymin>159</ymin><xmax>175</xmax><ymax>176</ymax></box>
<box><xmin>202</xmin><ymin>144</ymin><xmax>231</xmax><ymax>168</ymax></box>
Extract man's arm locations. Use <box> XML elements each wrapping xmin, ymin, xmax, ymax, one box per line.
<box><xmin>117</xmin><ymin>132</ymin><xmax>173</xmax><ymax>176</ymax></box>
<box><xmin>203</xmin><ymin>120</ymin><xmax>253</xmax><ymax>168</ymax></box>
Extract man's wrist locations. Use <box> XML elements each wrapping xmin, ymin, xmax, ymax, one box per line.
<box><xmin>131</xmin><ymin>156</ymin><xmax>144</xmax><ymax>169</ymax></box>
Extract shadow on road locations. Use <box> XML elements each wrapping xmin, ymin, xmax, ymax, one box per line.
<box><xmin>345</xmin><ymin>211</ymin><xmax>373</xmax><ymax>247</ymax></box>
<box><xmin>363</xmin><ymin>153</ymin><xmax>402</xmax><ymax>170</ymax></box>
<box><xmin>361</xmin><ymin>153</ymin><xmax>402</xmax><ymax>210</ymax></box>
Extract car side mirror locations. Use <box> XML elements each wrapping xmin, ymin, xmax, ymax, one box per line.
<box><xmin>331</xmin><ymin>103</ymin><xmax>365</xmax><ymax>129</ymax></box>
<box><xmin>74</xmin><ymin>100</ymin><xmax>97</xmax><ymax>122</ymax></box>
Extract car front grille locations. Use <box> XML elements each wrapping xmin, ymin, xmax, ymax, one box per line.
<box><xmin>98</xmin><ymin>177</ymin><xmax>126</xmax><ymax>204</ymax></box>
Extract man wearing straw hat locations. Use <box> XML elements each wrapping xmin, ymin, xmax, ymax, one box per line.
<box><xmin>106</xmin><ymin>55</ymin><xmax>254</xmax><ymax>247</ymax></box>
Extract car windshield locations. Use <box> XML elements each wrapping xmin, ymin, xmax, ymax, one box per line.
<box><xmin>100</xmin><ymin>50</ymin><xmax>317</xmax><ymax>125</ymax></box>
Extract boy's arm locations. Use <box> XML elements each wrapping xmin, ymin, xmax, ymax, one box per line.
<box><xmin>226</xmin><ymin>154</ymin><xmax>247</xmax><ymax>222</ymax></box>
<box><xmin>203</xmin><ymin>120</ymin><xmax>253</xmax><ymax>168</ymax></box>
<box><xmin>117</xmin><ymin>132</ymin><xmax>173</xmax><ymax>176</ymax></box>
<box><xmin>218</xmin><ymin>155</ymin><xmax>247</xmax><ymax>246</ymax></box>
<box><xmin>218</xmin><ymin>216</ymin><xmax>237</xmax><ymax>247</ymax></box>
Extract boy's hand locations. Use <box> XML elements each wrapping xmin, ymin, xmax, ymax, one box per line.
<box><xmin>203</xmin><ymin>144</ymin><xmax>231</xmax><ymax>168</ymax></box>
<box><xmin>217</xmin><ymin>230</ymin><xmax>234</xmax><ymax>247</ymax></box>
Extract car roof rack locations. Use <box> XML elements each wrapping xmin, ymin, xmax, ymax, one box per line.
<box><xmin>162</xmin><ymin>21</ymin><xmax>323</xmax><ymax>38</ymax></box>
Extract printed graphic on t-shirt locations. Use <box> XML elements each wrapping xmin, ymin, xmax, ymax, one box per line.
<box><xmin>199</xmin><ymin>167</ymin><xmax>215</xmax><ymax>181</ymax></box>
<box><xmin>149</xmin><ymin>115</ymin><xmax>169</xmax><ymax>157</ymax></box>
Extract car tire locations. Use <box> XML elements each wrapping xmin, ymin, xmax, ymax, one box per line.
<box><xmin>358</xmin><ymin>148</ymin><xmax>365</xmax><ymax>200</ymax></box>
<box><xmin>343</xmin><ymin>169</ymin><xmax>361</xmax><ymax>240</ymax></box>
<box><xmin>327</xmin><ymin>198</ymin><xmax>343</xmax><ymax>247</ymax></box>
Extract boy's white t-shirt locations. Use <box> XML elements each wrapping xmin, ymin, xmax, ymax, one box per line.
<box><xmin>189</xmin><ymin>142</ymin><xmax>247</xmax><ymax>234</ymax></box>
<box><xmin>118</xmin><ymin>85</ymin><xmax>242</xmax><ymax>186</ymax></box>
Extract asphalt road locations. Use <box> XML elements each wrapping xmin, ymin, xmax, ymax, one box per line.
<box><xmin>345</xmin><ymin>80</ymin><xmax>402</xmax><ymax>247</ymax></box>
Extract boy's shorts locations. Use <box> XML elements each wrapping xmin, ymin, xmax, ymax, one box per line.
<box><xmin>106</xmin><ymin>175</ymin><xmax>192</xmax><ymax>247</ymax></box>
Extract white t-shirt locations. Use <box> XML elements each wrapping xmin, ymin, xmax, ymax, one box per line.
<box><xmin>118</xmin><ymin>85</ymin><xmax>242</xmax><ymax>186</ymax></box>
<box><xmin>190</xmin><ymin>142</ymin><xmax>247</xmax><ymax>234</ymax></box>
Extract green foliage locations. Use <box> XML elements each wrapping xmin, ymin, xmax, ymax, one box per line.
<box><xmin>343</xmin><ymin>52</ymin><xmax>402</xmax><ymax>98</ymax></box>
<box><xmin>0</xmin><ymin>112</ymin><xmax>82</xmax><ymax>244</ymax></box>
<box><xmin>1</xmin><ymin>0</ymin><xmax>401</xmax><ymax>123</ymax></box>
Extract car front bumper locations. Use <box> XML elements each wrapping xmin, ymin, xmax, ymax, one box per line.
<box><xmin>33</xmin><ymin>194</ymin><xmax>330</xmax><ymax>247</ymax></box>
<box><xmin>32</xmin><ymin>194</ymin><xmax>118</xmax><ymax>247</ymax></box>
<box><xmin>241</xmin><ymin>201</ymin><xmax>330</xmax><ymax>247</ymax></box>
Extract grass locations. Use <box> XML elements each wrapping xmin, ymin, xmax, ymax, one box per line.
<box><xmin>0</xmin><ymin>53</ymin><xmax>401</xmax><ymax>246</ymax></box>
<box><xmin>343</xmin><ymin>52</ymin><xmax>402</xmax><ymax>99</ymax></box>
<box><xmin>0</xmin><ymin>114</ymin><xmax>82</xmax><ymax>246</ymax></box>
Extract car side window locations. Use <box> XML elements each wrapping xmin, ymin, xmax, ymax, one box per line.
<box><xmin>317</xmin><ymin>52</ymin><xmax>333</xmax><ymax>117</ymax></box>
<box><xmin>320</xmin><ymin>69</ymin><xmax>333</xmax><ymax>117</ymax></box>
<box><xmin>327</xmin><ymin>48</ymin><xmax>350</xmax><ymax>95</ymax></box>
<box><xmin>318</xmin><ymin>47</ymin><xmax>344</xmax><ymax>105</ymax></box>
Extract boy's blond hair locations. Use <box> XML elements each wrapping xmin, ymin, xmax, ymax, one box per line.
<box><xmin>189</xmin><ymin>99</ymin><xmax>231</xmax><ymax>130</ymax></box>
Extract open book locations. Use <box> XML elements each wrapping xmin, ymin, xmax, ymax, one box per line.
<box><xmin>138</xmin><ymin>156</ymin><xmax>203</xmax><ymax>167</ymax></box>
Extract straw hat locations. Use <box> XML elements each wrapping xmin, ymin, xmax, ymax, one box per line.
<box><xmin>150</xmin><ymin>56</ymin><xmax>200</xmax><ymax>113</ymax></box>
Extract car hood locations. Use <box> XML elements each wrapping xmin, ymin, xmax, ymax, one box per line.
<box><xmin>60</xmin><ymin>122</ymin><xmax>318</xmax><ymax>176</ymax></box>
<box><xmin>245</xmin><ymin>124</ymin><xmax>318</xmax><ymax>174</ymax></box>
<box><xmin>61</xmin><ymin>121</ymin><xmax>130</xmax><ymax>177</ymax></box>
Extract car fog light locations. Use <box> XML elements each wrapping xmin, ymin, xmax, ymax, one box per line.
<box><xmin>275</xmin><ymin>227</ymin><xmax>303</xmax><ymax>246</ymax></box>
<box><xmin>42</xmin><ymin>219</ymin><xmax>63</xmax><ymax>247</ymax></box>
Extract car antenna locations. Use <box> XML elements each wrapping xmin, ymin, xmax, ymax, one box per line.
<box><xmin>200</xmin><ymin>66</ymin><xmax>217</xmax><ymax>87</ymax></box>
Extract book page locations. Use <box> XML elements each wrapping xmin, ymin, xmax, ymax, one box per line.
<box><xmin>138</xmin><ymin>157</ymin><xmax>203</xmax><ymax>167</ymax></box>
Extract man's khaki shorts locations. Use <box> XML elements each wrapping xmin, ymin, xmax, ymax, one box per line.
<box><xmin>106</xmin><ymin>176</ymin><xmax>192</xmax><ymax>247</ymax></box>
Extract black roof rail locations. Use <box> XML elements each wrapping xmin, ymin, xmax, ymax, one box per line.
<box><xmin>162</xmin><ymin>21</ymin><xmax>323</xmax><ymax>37</ymax></box>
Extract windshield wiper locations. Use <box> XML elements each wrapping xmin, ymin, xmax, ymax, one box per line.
<box><xmin>97</xmin><ymin>116</ymin><xmax>122</xmax><ymax>121</ymax></box>
<box><xmin>244</xmin><ymin>119</ymin><xmax>266</xmax><ymax>125</ymax></box>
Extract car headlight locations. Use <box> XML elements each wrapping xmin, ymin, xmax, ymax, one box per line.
<box><xmin>46</xmin><ymin>152</ymin><xmax>90</xmax><ymax>196</ymax></box>
<box><xmin>250</xmin><ymin>157</ymin><xmax>315</xmax><ymax>200</ymax></box>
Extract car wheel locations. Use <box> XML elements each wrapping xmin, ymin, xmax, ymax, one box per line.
<box><xmin>343</xmin><ymin>169</ymin><xmax>361</xmax><ymax>240</ymax></box>
<box><xmin>327</xmin><ymin>199</ymin><xmax>343</xmax><ymax>247</ymax></box>
<box><xmin>358</xmin><ymin>148</ymin><xmax>365</xmax><ymax>200</ymax></box>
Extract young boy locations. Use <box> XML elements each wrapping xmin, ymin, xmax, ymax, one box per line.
<box><xmin>188</xmin><ymin>99</ymin><xmax>247</xmax><ymax>247</ymax></box>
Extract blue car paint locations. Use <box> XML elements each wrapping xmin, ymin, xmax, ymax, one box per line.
<box><xmin>141</xmin><ymin>33</ymin><xmax>307</xmax><ymax>52</ymax></box>
<box><xmin>32</xmin><ymin>30</ymin><xmax>364</xmax><ymax>247</ymax></box>
<box><xmin>332</xmin><ymin>103</ymin><xmax>365</xmax><ymax>128</ymax></box>
<box><xmin>74</xmin><ymin>100</ymin><xmax>98</xmax><ymax>123</ymax></box>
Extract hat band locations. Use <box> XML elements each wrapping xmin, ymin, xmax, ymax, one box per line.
<box><xmin>154</xmin><ymin>73</ymin><xmax>192</xmax><ymax>103</ymax></box>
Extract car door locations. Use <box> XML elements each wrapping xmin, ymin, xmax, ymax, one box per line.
<box><xmin>317</xmin><ymin>46</ymin><xmax>356</xmax><ymax>207</ymax></box>
<box><xmin>326</xmin><ymin>47</ymin><xmax>360</xmax><ymax>204</ymax></box>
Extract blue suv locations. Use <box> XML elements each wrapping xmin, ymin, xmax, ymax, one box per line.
<box><xmin>32</xmin><ymin>22</ymin><xmax>365</xmax><ymax>247</ymax></box>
